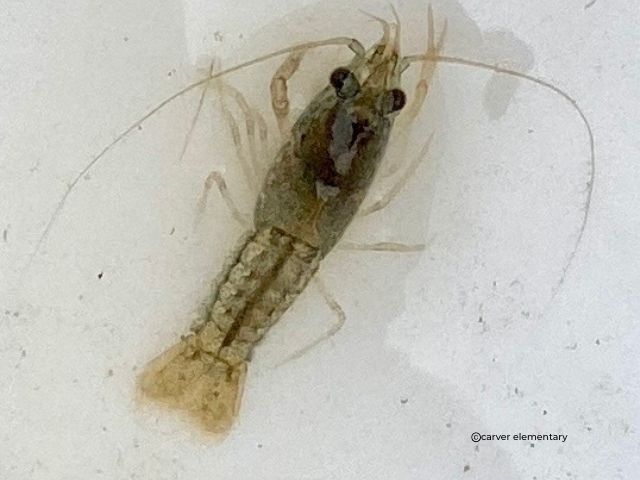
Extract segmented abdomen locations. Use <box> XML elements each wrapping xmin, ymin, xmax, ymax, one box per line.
<box><xmin>193</xmin><ymin>226</ymin><xmax>320</xmax><ymax>366</ymax></box>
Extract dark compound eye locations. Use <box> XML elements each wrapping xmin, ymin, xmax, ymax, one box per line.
<box><xmin>330</xmin><ymin>67</ymin><xmax>360</xmax><ymax>99</ymax></box>
<box><xmin>385</xmin><ymin>88</ymin><xmax>406</xmax><ymax>114</ymax></box>
<box><xmin>330</xmin><ymin>67</ymin><xmax>351</xmax><ymax>89</ymax></box>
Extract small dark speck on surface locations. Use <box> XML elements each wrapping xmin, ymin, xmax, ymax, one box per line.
<box><xmin>170</xmin><ymin>227</ymin><xmax>175</xmax><ymax>235</ymax></box>
<box><xmin>257</xmin><ymin>443</ymin><xmax>263</xmax><ymax>449</ymax></box>
<box><xmin>78</xmin><ymin>294</ymin><xmax>84</xmax><ymax>300</ymax></box>
<box><xmin>21</xmin><ymin>349</ymin><xmax>26</xmax><ymax>358</ymax></box>
<box><xmin>584</xmin><ymin>0</ymin><xmax>596</xmax><ymax>9</ymax></box>
<box><xmin>478</xmin><ymin>316</ymin><xmax>483</xmax><ymax>323</ymax></box>
<box><xmin>528</xmin><ymin>128</ymin><xmax>534</xmax><ymax>134</ymax></box>
<box><xmin>530</xmin><ymin>443</ymin><xmax>535</xmax><ymax>448</ymax></box>
<box><xmin>2</xmin><ymin>228</ymin><xmax>7</xmax><ymax>242</ymax></box>
<box><xmin>107</xmin><ymin>369</ymin><xmax>114</xmax><ymax>377</ymax></box>
<box><xmin>445</xmin><ymin>422</ymin><xmax>451</xmax><ymax>428</ymax></box>
<box><xmin>123</xmin><ymin>36</ymin><xmax>129</xmax><ymax>42</ymax></box>
<box><xmin>400</xmin><ymin>398</ymin><xmax>408</xmax><ymax>404</ymax></box>
<box><xmin>12</xmin><ymin>311</ymin><xmax>19</xmax><ymax>317</ymax></box>
<box><xmin>565</xmin><ymin>343</ymin><xmax>578</xmax><ymax>350</ymax></box>
<box><xmin>543</xmin><ymin>409</ymin><xmax>548</xmax><ymax>415</ymax></box>
<box><xmin>463</xmin><ymin>465</ymin><xmax>470</xmax><ymax>473</ymax></box>
<box><xmin>595</xmin><ymin>339</ymin><xmax>600</xmax><ymax>345</ymax></box>
<box><xmin>137</xmin><ymin>125</ymin><xmax>143</xmax><ymax>131</ymax></box>
<box><xmin>97</xmin><ymin>272</ymin><xmax>103</xmax><ymax>279</ymax></box>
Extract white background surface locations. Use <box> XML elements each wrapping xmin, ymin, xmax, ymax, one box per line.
<box><xmin>1</xmin><ymin>0</ymin><xmax>638</xmax><ymax>478</ymax></box>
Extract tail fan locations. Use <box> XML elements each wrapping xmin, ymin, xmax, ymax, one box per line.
<box><xmin>138</xmin><ymin>339</ymin><xmax>247</xmax><ymax>435</ymax></box>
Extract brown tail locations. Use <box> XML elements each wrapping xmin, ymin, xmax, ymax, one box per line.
<box><xmin>138</xmin><ymin>338</ymin><xmax>246</xmax><ymax>435</ymax></box>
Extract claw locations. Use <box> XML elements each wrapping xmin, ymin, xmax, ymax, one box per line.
<box><xmin>427</xmin><ymin>5</ymin><xmax>447</xmax><ymax>58</ymax></box>
<box><xmin>389</xmin><ymin>3</ymin><xmax>401</xmax><ymax>51</ymax></box>
<box><xmin>436</xmin><ymin>19</ymin><xmax>448</xmax><ymax>56</ymax></box>
<box><xmin>358</xmin><ymin>9</ymin><xmax>391</xmax><ymax>46</ymax></box>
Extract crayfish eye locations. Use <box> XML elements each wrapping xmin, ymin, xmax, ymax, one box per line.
<box><xmin>329</xmin><ymin>67</ymin><xmax>360</xmax><ymax>99</ymax></box>
<box><xmin>385</xmin><ymin>88</ymin><xmax>406</xmax><ymax>114</ymax></box>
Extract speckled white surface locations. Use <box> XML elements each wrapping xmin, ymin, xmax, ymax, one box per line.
<box><xmin>1</xmin><ymin>0</ymin><xmax>638</xmax><ymax>478</ymax></box>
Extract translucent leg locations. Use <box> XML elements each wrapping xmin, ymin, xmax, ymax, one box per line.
<box><xmin>404</xmin><ymin>6</ymin><xmax>448</xmax><ymax>122</ymax></box>
<box><xmin>177</xmin><ymin>60</ymin><xmax>216</xmax><ymax>163</ymax></box>
<box><xmin>173</xmin><ymin>59</ymin><xmax>268</xmax><ymax>188</ymax></box>
<box><xmin>215</xmin><ymin>80</ymin><xmax>256</xmax><ymax>192</ymax></box>
<box><xmin>337</xmin><ymin>241</ymin><xmax>425</xmax><ymax>253</ymax></box>
<box><xmin>382</xmin><ymin>6</ymin><xmax>446</xmax><ymax>178</ymax></box>
<box><xmin>276</xmin><ymin>276</ymin><xmax>346</xmax><ymax>366</ymax></box>
<box><xmin>192</xmin><ymin>67</ymin><xmax>255</xmax><ymax>229</ymax></box>
<box><xmin>217</xmin><ymin>81</ymin><xmax>272</xmax><ymax>184</ymax></box>
<box><xmin>359</xmin><ymin>133</ymin><xmax>434</xmax><ymax>217</ymax></box>
<box><xmin>193</xmin><ymin>62</ymin><xmax>271</xmax><ymax>230</ymax></box>
<box><xmin>195</xmin><ymin>171</ymin><xmax>250</xmax><ymax>229</ymax></box>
